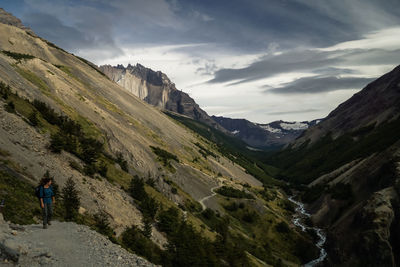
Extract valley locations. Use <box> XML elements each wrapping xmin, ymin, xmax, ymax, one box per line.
<box><xmin>0</xmin><ymin>5</ymin><xmax>399</xmax><ymax>267</ymax></box>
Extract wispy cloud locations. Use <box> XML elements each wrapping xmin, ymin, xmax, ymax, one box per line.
<box><xmin>267</xmin><ymin>109</ymin><xmax>320</xmax><ymax>115</ymax></box>
<box><xmin>3</xmin><ymin>0</ymin><xmax>399</xmax><ymax>122</ymax></box>
<box><xmin>266</xmin><ymin>76</ymin><xmax>375</xmax><ymax>94</ymax></box>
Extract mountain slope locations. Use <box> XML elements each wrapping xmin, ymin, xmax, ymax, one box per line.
<box><xmin>212</xmin><ymin>115</ymin><xmax>320</xmax><ymax>150</ymax></box>
<box><xmin>266</xmin><ymin>65</ymin><xmax>400</xmax><ymax>266</ymax></box>
<box><xmin>295</xmin><ymin>65</ymin><xmax>400</xmax><ymax>146</ymax></box>
<box><xmin>0</xmin><ymin>8</ymin><xmax>318</xmax><ymax>266</ymax></box>
<box><xmin>100</xmin><ymin>64</ymin><xmax>225</xmax><ymax>132</ymax></box>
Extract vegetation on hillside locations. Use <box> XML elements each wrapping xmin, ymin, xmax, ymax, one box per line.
<box><xmin>216</xmin><ymin>186</ymin><xmax>255</xmax><ymax>199</ymax></box>
<box><xmin>165</xmin><ymin>112</ymin><xmax>279</xmax><ymax>185</ymax></box>
<box><xmin>0</xmin><ymin>79</ymin><xmax>319</xmax><ymax>265</ymax></box>
<box><xmin>265</xmin><ymin>118</ymin><xmax>400</xmax><ymax>185</ymax></box>
<box><xmin>1</xmin><ymin>50</ymin><xmax>35</xmax><ymax>61</ymax></box>
<box><xmin>150</xmin><ymin>145</ymin><xmax>179</xmax><ymax>171</ymax></box>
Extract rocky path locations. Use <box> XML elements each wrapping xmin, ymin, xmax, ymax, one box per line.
<box><xmin>199</xmin><ymin>185</ymin><xmax>221</xmax><ymax>211</ymax></box>
<box><xmin>0</xmin><ymin>215</ymin><xmax>158</xmax><ymax>267</ymax></box>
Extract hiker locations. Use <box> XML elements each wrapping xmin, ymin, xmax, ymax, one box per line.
<box><xmin>39</xmin><ymin>177</ymin><xmax>55</xmax><ymax>229</ymax></box>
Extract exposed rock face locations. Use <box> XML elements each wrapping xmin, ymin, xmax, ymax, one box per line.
<box><xmin>212</xmin><ymin>116</ymin><xmax>320</xmax><ymax>150</ymax></box>
<box><xmin>306</xmin><ymin>134</ymin><xmax>400</xmax><ymax>266</ymax></box>
<box><xmin>295</xmin><ymin>65</ymin><xmax>400</xmax><ymax>146</ymax></box>
<box><xmin>0</xmin><ymin>8</ymin><xmax>34</xmax><ymax>35</ymax></box>
<box><xmin>100</xmin><ymin>64</ymin><xmax>225</xmax><ymax>132</ymax></box>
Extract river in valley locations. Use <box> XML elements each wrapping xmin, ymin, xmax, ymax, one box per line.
<box><xmin>288</xmin><ymin>196</ymin><xmax>327</xmax><ymax>267</ymax></box>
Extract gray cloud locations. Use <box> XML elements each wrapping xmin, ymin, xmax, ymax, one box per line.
<box><xmin>266</xmin><ymin>76</ymin><xmax>375</xmax><ymax>94</ymax></box>
<box><xmin>208</xmin><ymin>50</ymin><xmax>341</xmax><ymax>84</ymax></box>
<box><xmin>267</xmin><ymin>109</ymin><xmax>320</xmax><ymax>115</ymax></box>
<box><xmin>208</xmin><ymin>48</ymin><xmax>400</xmax><ymax>87</ymax></box>
<box><xmin>23</xmin><ymin>13</ymin><xmax>93</xmax><ymax>50</ymax></box>
<box><xmin>23</xmin><ymin>8</ymin><xmax>123</xmax><ymax>58</ymax></box>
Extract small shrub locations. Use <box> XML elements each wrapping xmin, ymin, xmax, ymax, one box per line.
<box><xmin>150</xmin><ymin>146</ymin><xmax>179</xmax><ymax>167</ymax></box>
<box><xmin>129</xmin><ymin>175</ymin><xmax>146</xmax><ymax>201</ymax></box>
<box><xmin>241</xmin><ymin>210</ymin><xmax>259</xmax><ymax>223</ymax></box>
<box><xmin>49</xmin><ymin>132</ymin><xmax>65</xmax><ymax>153</ymax></box>
<box><xmin>1</xmin><ymin>50</ymin><xmax>35</xmax><ymax>61</ymax></box>
<box><xmin>121</xmin><ymin>225</ymin><xmax>163</xmax><ymax>264</ymax></box>
<box><xmin>69</xmin><ymin>161</ymin><xmax>82</xmax><ymax>172</ymax></box>
<box><xmin>0</xmin><ymin>81</ymin><xmax>11</xmax><ymax>99</ymax></box>
<box><xmin>116</xmin><ymin>152</ymin><xmax>128</xmax><ymax>172</ymax></box>
<box><xmin>276</xmin><ymin>221</ymin><xmax>290</xmax><ymax>233</ymax></box>
<box><xmin>5</xmin><ymin>101</ymin><xmax>15</xmax><ymax>113</ymax></box>
<box><xmin>157</xmin><ymin>207</ymin><xmax>180</xmax><ymax>234</ymax></box>
<box><xmin>98</xmin><ymin>163</ymin><xmax>108</xmax><ymax>178</ymax></box>
<box><xmin>93</xmin><ymin>210</ymin><xmax>113</xmax><ymax>237</ymax></box>
<box><xmin>171</xmin><ymin>187</ymin><xmax>178</xmax><ymax>194</ymax></box>
<box><xmin>142</xmin><ymin>216</ymin><xmax>152</xmax><ymax>238</ymax></box>
<box><xmin>28</xmin><ymin>111</ymin><xmax>39</xmax><ymax>126</ymax></box>
<box><xmin>216</xmin><ymin>186</ymin><xmax>254</xmax><ymax>199</ymax></box>
<box><xmin>83</xmin><ymin>164</ymin><xmax>97</xmax><ymax>177</ymax></box>
<box><xmin>223</xmin><ymin>202</ymin><xmax>239</xmax><ymax>212</ymax></box>
<box><xmin>145</xmin><ymin>178</ymin><xmax>156</xmax><ymax>188</ymax></box>
<box><xmin>139</xmin><ymin>196</ymin><xmax>159</xmax><ymax>221</ymax></box>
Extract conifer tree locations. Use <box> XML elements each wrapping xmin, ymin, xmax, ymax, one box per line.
<box><xmin>142</xmin><ymin>216</ymin><xmax>152</xmax><ymax>238</ymax></box>
<box><xmin>28</xmin><ymin>111</ymin><xmax>39</xmax><ymax>126</ymax></box>
<box><xmin>129</xmin><ymin>175</ymin><xmax>146</xmax><ymax>200</ymax></box>
<box><xmin>62</xmin><ymin>177</ymin><xmax>80</xmax><ymax>221</ymax></box>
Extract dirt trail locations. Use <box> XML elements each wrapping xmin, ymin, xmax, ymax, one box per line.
<box><xmin>199</xmin><ymin>185</ymin><xmax>222</xmax><ymax>211</ymax></box>
<box><xmin>0</xmin><ymin>217</ymin><xmax>157</xmax><ymax>267</ymax></box>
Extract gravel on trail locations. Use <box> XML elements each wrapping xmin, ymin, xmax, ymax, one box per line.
<box><xmin>0</xmin><ymin>216</ymin><xmax>158</xmax><ymax>267</ymax></box>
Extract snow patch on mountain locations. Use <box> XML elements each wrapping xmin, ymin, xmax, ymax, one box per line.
<box><xmin>232</xmin><ymin>130</ymin><xmax>240</xmax><ymax>135</ymax></box>
<box><xmin>280</xmin><ymin>122</ymin><xmax>309</xmax><ymax>131</ymax></box>
<box><xmin>260</xmin><ymin>125</ymin><xmax>282</xmax><ymax>133</ymax></box>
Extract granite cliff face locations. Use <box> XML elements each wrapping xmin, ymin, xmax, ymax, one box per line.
<box><xmin>100</xmin><ymin>64</ymin><xmax>225</xmax><ymax>132</ymax></box>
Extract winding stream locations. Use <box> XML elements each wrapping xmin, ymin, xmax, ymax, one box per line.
<box><xmin>288</xmin><ymin>196</ymin><xmax>327</xmax><ymax>267</ymax></box>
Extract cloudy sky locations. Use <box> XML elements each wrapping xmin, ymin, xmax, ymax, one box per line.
<box><xmin>3</xmin><ymin>0</ymin><xmax>400</xmax><ymax>123</ymax></box>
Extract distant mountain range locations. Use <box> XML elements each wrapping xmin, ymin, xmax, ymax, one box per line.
<box><xmin>212</xmin><ymin>116</ymin><xmax>321</xmax><ymax>150</ymax></box>
<box><xmin>100</xmin><ymin>63</ymin><xmax>320</xmax><ymax>150</ymax></box>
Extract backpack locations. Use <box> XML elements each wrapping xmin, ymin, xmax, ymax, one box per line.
<box><xmin>35</xmin><ymin>185</ymin><xmax>54</xmax><ymax>199</ymax></box>
<box><xmin>35</xmin><ymin>185</ymin><xmax>43</xmax><ymax>199</ymax></box>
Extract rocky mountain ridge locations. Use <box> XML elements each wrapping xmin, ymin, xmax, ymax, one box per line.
<box><xmin>212</xmin><ymin>115</ymin><xmax>320</xmax><ymax>150</ymax></box>
<box><xmin>267</xmin><ymin>65</ymin><xmax>400</xmax><ymax>266</ymax></box>
<box><xmin>294</xmin><ymin>65</ymin><xmax>400</xmax><ymax>146</ymax></box>
<box><xmin>100</xmin><ymin>64</ymin><xmax>225</xmax><ymax>132</ymax></box>
<box><xmin>0</xmin><ymin>8</ymin><xmax>34</xmax><ymax>35</ymax></box>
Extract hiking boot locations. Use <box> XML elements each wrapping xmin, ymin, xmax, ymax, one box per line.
<box><xmin>48</xmin><ymin>221</ymin><xmax>51</xmax><ymax>226</ymax></box>
<box><xmin>43</xmin><ymin>224</ymin><xmax>47</xmax><ymax>229</ymax></box>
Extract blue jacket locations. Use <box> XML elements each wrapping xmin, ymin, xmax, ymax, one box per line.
<box><xmin>40</xmin><ymin>186</ymin><xmax>54</xmax><ymax>204</ymax></box>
